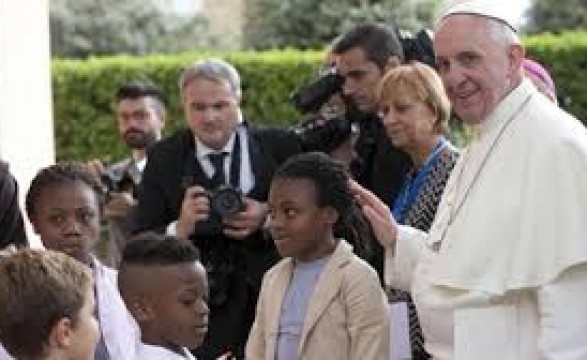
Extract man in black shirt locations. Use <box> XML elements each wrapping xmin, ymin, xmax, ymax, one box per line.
<box><xmin>0</xmin><ymin>160</ymin><xmax>27</xmax><ymax>249</ymax></box>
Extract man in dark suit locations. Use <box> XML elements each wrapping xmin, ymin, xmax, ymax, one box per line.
<box><xmin>134</xmin><ymin>58</ymin><xmax>300</xmax><ymax>359</ymax></box>
<box><xmin>0</xmin><ymin>160</ymin><xmax>27</xmax><ymax>249</ymax></box>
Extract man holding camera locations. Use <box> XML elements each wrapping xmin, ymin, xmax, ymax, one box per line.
<box><xmin>87</xmin><ymin>80</ymin><xmax>166</xmax><ymax>265</ymax></box>
<box><xmin>331</xmin><ymin>23</ymin><xmax>413</xmax><ymax>206</ymax></box>
<box><xmin>134</xmin><ymin>58</ymin><xmax>301</xmax><ymax>359</ymax></box>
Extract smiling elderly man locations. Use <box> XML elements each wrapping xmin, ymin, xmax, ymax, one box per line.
<box><xmin>350</xmin><ymin>1</ymin><xmax>587</xmax><ymax>359</ymax></box>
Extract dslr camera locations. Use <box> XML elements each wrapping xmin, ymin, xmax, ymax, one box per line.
<box><xmin>289</xmin><ymin>63</ymin><xmax>354</xmax><ymax>154</ymax></box>
<box><xmin>179</xmin><ymin>182</ymin><xmax>245</xmax><ymax>307</ymax></box>
<box><xmin>291</xmin><ymin>65</ymin><xmax>345</xmax><ymax>114</ymax></box>
<box><xmin>208</xmin><ymin>184</ymin><xmax>246</xmax><ymax>219</ymax></box>
<box><xmin>100</xmin><ymin>169</ymin><xmax>138</xmax><ymax>199</ymax></box>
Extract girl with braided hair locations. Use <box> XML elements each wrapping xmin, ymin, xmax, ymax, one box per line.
<box><xmin>246</xmin><ymin>152</ymin><xmax>389</xmax><ymax>360</ymax></box>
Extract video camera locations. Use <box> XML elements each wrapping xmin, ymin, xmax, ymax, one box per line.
<box><xmin>288</xmin><ymin>29</ymin><xmax>435</xmax><ymax>154</ymax></box>
<box><xmin>291</xmin><ymin>66</ymin><xmax>345</xmax><ymax>114</ymax></box>
<box><xmin>290</xmin><ymin>28</ymin><xmax>435</xmax><ymax>115</ymax></box>
<box><xmin>290</xmin><ymin>109</ymin><xmax>356</xmax><ymax>153</ymax></box>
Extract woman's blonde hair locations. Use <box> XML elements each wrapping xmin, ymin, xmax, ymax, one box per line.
<box><xmin>377</xmin><ymin>62</ymin><xmax>451</xmax><ymax>135</ymax></box>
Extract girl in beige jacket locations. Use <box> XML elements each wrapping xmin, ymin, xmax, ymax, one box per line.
<box><xmin>246</xmin><ymin>152</ymin><xmax>389</xmax><ymax>360</ymax></box>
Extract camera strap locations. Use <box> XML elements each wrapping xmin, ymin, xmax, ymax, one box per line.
<box><xmin>228</xmin><ymin>131</ymin><xmax>241</xmax><ymax>188</ymax></box>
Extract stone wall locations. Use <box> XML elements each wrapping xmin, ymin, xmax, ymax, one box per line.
<box><xmin>201</xmin><ymin>0</ymin><xmax>245</xmax><ymax>49</ymax></box>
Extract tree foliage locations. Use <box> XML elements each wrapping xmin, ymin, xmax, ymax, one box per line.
<box><xmin>243</xmin><ymin>0</ymin><xmax>442</xmax><ymax>50</ymax></box>
<box><xmin>525</xmin><ymin>0</ymin><xmax>587</xmax><ymax>34</ymax></box>
<box><xmin>50</xmin><ymin>0</ymin><xmax>216</xmax><ymax>58</ymax></box>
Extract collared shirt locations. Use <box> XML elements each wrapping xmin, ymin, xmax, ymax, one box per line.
<box><xmin>167</xmin><ymin>125</ymin><xmax>255</xmax><ymax>236</ymax></box>
<box><xmin>193</xmin><ymin>125</ymin><xmax>254</xmax><ymax>194</ymax></box>
<box><xmin>135</xmin><ymin>156</ymin><xmax>147</xmax><ymax>174</ymax></box>
<box><xmin>136</xmin><ymin>343</ymin><xmax>196</xmax><ymax>360</ymax></box>
<box><xmin>93</xmin><ymin>257</ymin><xmax>141</xmax><ymax>360</ymax></box>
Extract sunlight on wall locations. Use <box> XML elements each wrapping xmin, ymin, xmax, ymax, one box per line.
<box><xmin>0</xmin><ymin>0</ymin><xmax>54</xmax><ymax>247</ymax></box>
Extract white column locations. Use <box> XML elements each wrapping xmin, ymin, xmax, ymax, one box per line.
<box><xmin>0</xmin><ymin>0</ymin><xmax>55</xmax><ymax>246</ymax></box>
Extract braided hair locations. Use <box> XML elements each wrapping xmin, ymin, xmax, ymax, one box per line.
<box><xmin>25</xmin><ymin>162</ymin><xmax>104</xmax><ymax>219</ymax></box>
<box><xmin>273</xmin><ymin>152</ymin><xmax>375</xmax><ymax>260</ymax></box>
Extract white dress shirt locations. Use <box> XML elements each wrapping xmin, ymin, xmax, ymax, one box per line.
<box><xmin>194</xmin><ymin>124</ymin><xmax>254</xmax><ymax>194</ymax></box>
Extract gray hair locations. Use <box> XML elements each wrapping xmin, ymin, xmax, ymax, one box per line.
<box><xmin>178</xmin><ymin>58</ymin><xmax>242</xmax><ymax>98</ymax></box>
<box><xmin>485</xmin><ymin>17</ymin><xmax>521</xmax><ymax>47</ymax></box>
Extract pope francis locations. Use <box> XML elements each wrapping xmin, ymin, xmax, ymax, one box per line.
<box><xmin>351</xmin><ymin>1</ymin><xmax>587</xmax><ymax>359</ymax></box>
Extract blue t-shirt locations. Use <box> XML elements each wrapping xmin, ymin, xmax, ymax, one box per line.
<box><xmin>276</xmin><ymin>257</ymin><xmax>329</xmax><ymax>360</ymax></box>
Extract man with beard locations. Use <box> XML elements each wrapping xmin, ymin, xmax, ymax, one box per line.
<box><xmin>88</xmin><ymin>80</ymin><xmax>166</xmax><ymax>265</ymax></box>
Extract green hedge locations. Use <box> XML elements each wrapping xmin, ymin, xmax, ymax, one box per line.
<box><xmin>524</xmin><ymin>31</ymin><xmax>587</xmax><ymax>118</ymax></box>
<box><xmin>52</xmin><ymin>50</ymin><xmax>324</xmax><ymax>161</ymax></box>
<box><xmin>52</xmin><ymin>31</ymin><xmax>587</xmax><ymax>161</ymax></box>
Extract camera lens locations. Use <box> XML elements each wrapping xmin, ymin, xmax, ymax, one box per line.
<box><xmin>210</xmin><ymin>186</ymin><xmax>244</xmax><ymax>218</ymax></box>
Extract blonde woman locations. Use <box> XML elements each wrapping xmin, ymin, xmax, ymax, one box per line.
<box><xmin>376</xmin><ymin>62</ymin><xmax>459</xmax><ymax>359</ymax></box>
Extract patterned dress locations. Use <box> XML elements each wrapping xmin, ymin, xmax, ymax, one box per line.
<box><xmin>389</xmin><ymin>145</ymin><xmax>459</xmax><ymax>359</ymax></box>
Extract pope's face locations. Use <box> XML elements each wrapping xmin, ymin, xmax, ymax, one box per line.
<box><xmin>434</xmin><ymin>15</ymin><xmax>519</xmax><ymax>125</ymax></box>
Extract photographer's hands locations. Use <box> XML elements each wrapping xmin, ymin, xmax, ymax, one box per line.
<box><xmin>103</xmin><ymin>192</ymin><xmax>137</xmax><ymax>218</ymax></box>
<box><xmin>86</xmin><ymin>159</ymin><xmax>137</xmax><ymax>219</ymax></box>
<box><xmin>177</xmin><ymin>186</ymin><xmax>211</xmax><ymax>239</ymax></box>
<box><xmin>86</xmin><ymin>159</ymin><xmax>106</xmax><ymax>179</ymax></box>
<box><xmin>177</xmin><ymin>185</ymin><xmax>268</xmax><ymax>240</ymax></box>
<box><xmin>223</xmin><ymin>197</ymin><xmax>268</xmax><ymax>239</ymax></box>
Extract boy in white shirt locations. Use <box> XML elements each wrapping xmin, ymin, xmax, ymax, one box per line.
<box><xmin>118</xmin><ymin>232</ymin><xmax>211</xmax><ymax>359</ymax></box>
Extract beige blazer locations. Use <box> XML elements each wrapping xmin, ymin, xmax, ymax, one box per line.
<box><xmin>246</xmin><ymin>240</ymin><xmax>389</xmax><ymax>360</ymax></box>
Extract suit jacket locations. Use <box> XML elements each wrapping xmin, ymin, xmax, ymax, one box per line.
<box><xmin>0</xmin><ymin>160</ymin><xmax>27</xmax><ymax>249</ymax></box>
<box><xmin>135</xmin><ymin>125</ymin><xmax>301</xmax><ymax>359</ymax></box>
<box><xmin>246</xmin><ymin>240</ymin><xmax>390</xmax><ymax>360</ymax></box>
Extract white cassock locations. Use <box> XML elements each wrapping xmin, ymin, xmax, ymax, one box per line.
<box><xmin>385</xmin><ymin>79</ymin><xmax>587</xmax><ymax>360</ymax></box>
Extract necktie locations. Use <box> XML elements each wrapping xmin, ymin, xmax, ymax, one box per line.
<box><xmin>208</xmin><ymin>152</ymin><xmax>227</xmax><ymax>186</ymax></box>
